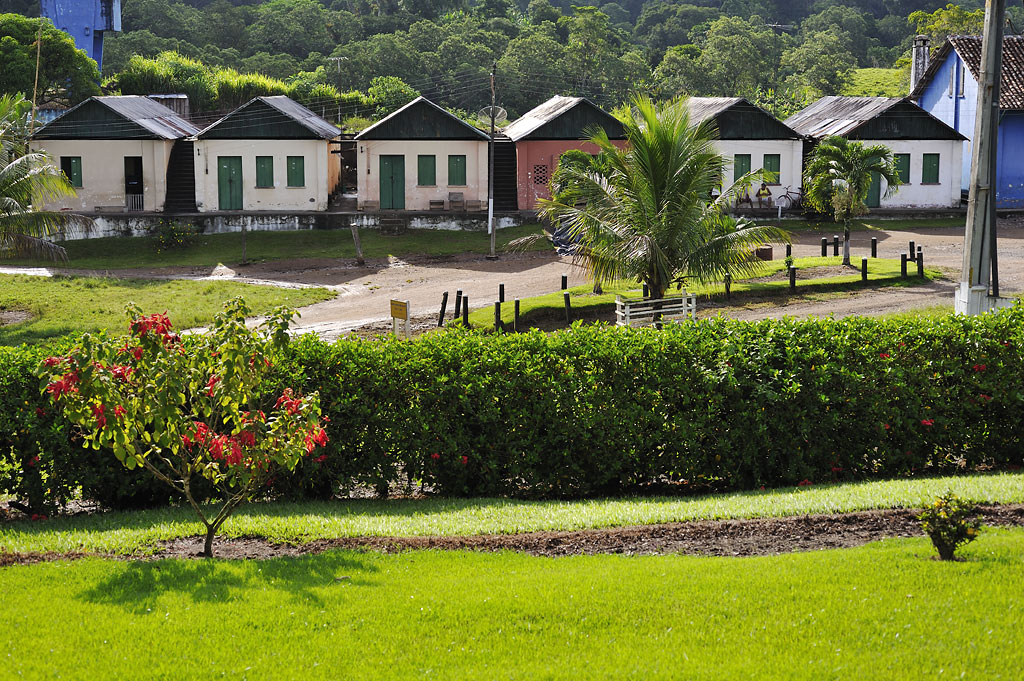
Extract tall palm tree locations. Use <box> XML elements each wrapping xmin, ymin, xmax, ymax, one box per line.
<box><xmin>803</xmin><ymin>135</ymin><xmax>901</xmax><ymax>266</ymax></box>
<box><xmin>0</xmin><ymin>94</ymin><xmax>90</xmax><ymax>261</ymax></box>
<box><xmin>532</xmin><ymin>96</ymin><xmax>789</xmax><ymax>300</ymax></box>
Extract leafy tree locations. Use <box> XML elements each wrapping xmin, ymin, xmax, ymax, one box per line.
<box><xmin>803</xmin><ymin>135</ymin><xmax>900</xmax><ymax>265</ymax></box>
<box><xmin>782</xmin><ymin>29</ymin><xmax>856</xmax><ymax>96</ymax></box>
<box><xmin>653</xmin><ymin>44</ymin><xmax>704</xmax><ymax>97</ymax></box>
<box><xmin>0</xmin><ymin>94</ymin><xmax>90</xmax><ymax>261</ymax></box>
<box><xmin>527</xmin><ymin>0</ymin><xmax>562</xmax><ymax>24</ymax></box>
<box><xmin>246</xmin><ymin>0</ymin><xmax>339</xmax><ymax>58</ymax></box>
<box><xmin>497</xmin><ymin>28</ymin><xmax>566</xmax><ymax>115</ymax></box>
<box><xmin>909</xmin><ymin>4</ymin><xmax>984</xmax><ymax>48</ymax></box>
<box><xmin>367</xmin><ymin>75</ymin><xmax>420</xmax><ymax>116</ymax></box>
<box><xmin>800</xmin><ymin>5</ymin><xmax>877</xmax><ymax>66</ymax></box>
<box><xmin>692</xmin><ymin>15</ymin><xmax>787</xmax><ymax>98</ymax></box>
<box><xmin>533</xmin><ymin>96</ymin><xmax>789</xmax><ymax>299</ymax></box>
<box><xmin>0</xmin><ymin>14</ymin><xmax>100</xmax><ymax>106</ymax></box>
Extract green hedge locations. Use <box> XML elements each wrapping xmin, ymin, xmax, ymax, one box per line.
<box><xmin>3</xmin><ymin>308</ymin><xmax>1023</xmax><ymax>510</ymax></box>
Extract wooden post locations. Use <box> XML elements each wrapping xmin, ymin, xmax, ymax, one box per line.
<box><xmin>861</xmin><ymin>257</ymin><xmax>868</xmax><ymax>283</ymax></box>
<box><xmin>350</xmin><ymin>224</ymin><xmax>365</xmax><ymax>266</ymax></box>
<box><xmin>789</xmin><ymin>266</ymin><xmax>796</xmax><ymax>290</ymax></box>
<box><xmin>917</xmin><ymin>250</ymin><xmax>925</xmax><ymax>278</ymax></box>
<box><xmin>494</xmin><ymin>301</ymin><xmax>502</xmax><ymax>331</ymax></box>
<box><xmin>499</xmin><ymin>283</ymin><xmax>505</xmax><ymax>303</ymax></box>
<box><xmin>820</xmin><ymin>238</ymin><xmax>827</xmax><ymax>257</ymax></box>
<box><xmin>462</xmin><ymin>296</ymin><xmax>469</xmax><ymax>326</ymax></box>
<box><xmin>453</xmin><ymin>289</ymin><xmax>462</xmax><ymax>317</ymax></box>
<box><xmin>561</xmin><ymin>274</ymin><xmax>568</xmax><ymax>290</ymax></box>
<box><xmin>901</xmin><ymin>253</ymin><xmax>908</xmax><ymax>278</ymax></box>
<box><xmin>563</xmin><ymin>292</ymin><xmax>571</xmax><ymax>324</ymax></box>
<box><xmin>871</xmin><ymin>237</ymin><xmax>878</xmax><ymax>258</ymax></box>
<box><xmin>437</xmin><ymin>291</ymin><xmax>448</xmax><ymax>327</ymax></box>
<box><xmin>514</xmin><ymin>299</ymin><xmax>520</xmax><ymax>332</ymax></box>
<box><xmin>833</xmin><ymin>235</ymin><xmax>839</xmax><ymax>256</ymax></box>
<box><xmin>909</xmin><ymin>240</ymin><xmax>916</xmax><ymax>256</ymax></box>
<box><xmin>724</xmin><ymin>272</ymin><xmax>732</xmax><ymax>300</ymax></box>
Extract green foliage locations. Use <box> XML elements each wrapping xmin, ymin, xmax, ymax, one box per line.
<box><xmin>147</xmin><ymin>220</ymin><xmax>200</xmax><ymax>253</ymax></box>
<box><xmin>36</xmin><ymin>300</ymin><xmax>327</xmax><ymax>557</ymax></box>
<box><xmin>366</xmin><ymin>75</ymin><xmax>420</xmax><ymax>117</ymax></box>
<box><xmin>918</xmin><ymin>491</ymin><xmax>983</xmax><ymax>560</ymax></box>
<box><xmin>0</xmin><ymin>14</ymin><xmax>100</xmax><ymax>106</ymax></box>
<box><xmin>909</xmin><ymin>4</ymin><xmax>985</xmax><ymax>48</ymax></box>
<box><xmin>843</xmin><ymin>68</ymin><xmax>908</xmax><ymax>97</ymax></box>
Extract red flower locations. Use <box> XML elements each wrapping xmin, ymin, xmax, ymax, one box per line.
<box><xmin>43</xmin><ymin>356</ymin><xmax>63</xmax><ymax>367</ymax></box>
<box><xmin>883</xmin><ymin>423</ymin><xmax>890</xmax><ymax>430</ymax></box>
<box><xmin>35</xmin><ymin>407</ymin><xmax>45</xmax><ymax>418</ymax></box>
<box><xmin>878</xmin><ymin>352</ymin><xmax>890</xmax><ymax>359</ymax></box>
<box><xmin>27</xmin><ymin>455</ymin><xmax>39</xmax><ymax>467</ymax></box>
<box><xmin>972</xmin><ymin>364</ymin><xmax>987</xmax><ymax>372</ymax></box>
<box><xmin>831</xmin><ymin>466</ymin><xmax>843</xmax><ymax>474</ymax></box>
<box><xmin>979</xmin><ymin>393</ymin><xmax>992</xmax><ymax>402</ymax></box>
<box><xmin>110</xmin><ymin>365</ymin><xmax>133</xmax><ymax>381</ymax></box>
<box><xmin>131</xmin><ymin>346</ymin><xmax>144</xmax><ymax>361</ymax></box>
<box><xmin>30</xmin><ymin>514</ymin><xmax>47</xmax><ymax>521</ymax></box>
<box><xmin>314</xmin><ymin>454</ymin><xmax>328</xmax><ymax>463</ymax></box>
<box><xmin>461</xmin><ymin>455</ymin><xmax>468</xmax><ymax>466</ymax></box>
<box><xmin>920</xmin><ymin>419</ymin><xmax>934</xmax><ymax>426</ymax></box>
<box><xmin>430</xmin><ymin>453</ymin><xmax>441</xmax><ymax>461</ymax></box>
<box><xmin>798</xmin><ymin>479</ymin><xmax>813</xmax><ymax>487</ymax></box>
<box><xmin>206</xmin><ymin>375</ymin><xmax>220</xmax><ymax>396</ymax></box>
<box><xmin>238</xmin><ymin>430</ymin><xmax>256</xmax><ymax>448</ymax></box>
<box><xmin>113</xmin><ymin>405</ymin><xmax>127</xmax><ymax>419</ymax></box>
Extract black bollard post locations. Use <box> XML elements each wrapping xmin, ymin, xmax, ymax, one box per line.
<box><xmin>785</xmin><ymin>244</ymin><xmax>792</xmax><ymax>258</ymax></box>
<box><xmin>789</xmin><ymin>266</ymin><xmax>796</xmax><ymax>290</ymax></box>
<box><xmin>917</xmin><ymin>250</ymin><xmax>924</xmax><ymax>278</ymax></box>
<box><xmin>909</xmin><ymin>240</ymin><xmax>915</xmax><ymax>256</ymax></box>
<box><xmin>514</xmin><ymin>299</ymin><xmax>520</xmax><ymax>332</ymax></box>
<box><xmin>561</xmin><ymin>274</ymin><xmax>568</xmax><ymax>290</ymax></box>
<box><xmin>861</xmin><ymin>257</ymin><xmax>868</xmax><ymax>283</ymax></box>
<box><xmin>462</xmin><ymin>295</ymin><xmax>469</xmax><ymax>326</ymax></box>
<box><xmin>900</xmin><ymin>253</ymin><xmax>908</xmax><ymax>278</ymax></box>
<box><xmin>833</xmin><ymin>235</ymin><xmax>839</xmax><ymax>256</ymax></box>
<box><xmin>870</xmin><ymin>237</ymin><xmax>878</xmax><ymax>258</ymax></box>
<box><xmin>437</xmin><ymin>291</ymin><xmax>448</xmax><ymax>327</ymax></box>
<box><xmin>564</xmin><ymin>292</ymin><xmax>572</xmax><ymax>324</ymax></box>
<box><xmin>724</xmin><ymin>272</ymin><xmax>732</xmax><ymax>300</ymax></box>
<box><xmin>453</xmin><ymin>289</ymin><xmax>463</xmax><ymax>317</ymax></box>
<box><xmin>821</xmin><ymin>237</ymin><xmax>827</xmax><ymax>257</ymax></box>
<box><xmin>643</xmin><ymin>283</ymin><xmax>650</xmax><ymax>298</ymax></box>
<box><xmin>494</xmin><ymin>301</ymin><xmax>502</xmax><ymax>331</ymax></box>
<box><xmin>499</xmin><ymin>283</ymin><xmax>505</xmax><ymax>303</ymax></box>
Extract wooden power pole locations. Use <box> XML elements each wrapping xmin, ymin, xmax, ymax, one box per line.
<box><xmin>487</xmin><ymin>60</ymin><xmax>498</xmax><ymax>261</ymax></box>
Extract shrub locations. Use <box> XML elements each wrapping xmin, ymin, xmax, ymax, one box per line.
<box><xmin>148</xmin><ymin>219</ymin><xmax>200</xmax><ymax>253</ymax></box>
<box><xmin>918</xmin><ymin>492</ymin><xmax>982</xmax><ymax>560</ymax></box>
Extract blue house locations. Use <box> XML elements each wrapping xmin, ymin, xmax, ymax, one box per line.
<box><xmin>910</xmin><ymin>35</ymin><xmax>1024</xmax><ymax>208</ymax></box>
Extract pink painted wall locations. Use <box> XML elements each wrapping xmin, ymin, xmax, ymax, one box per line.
<box><xmin>515</xmin><ymin>139</ymin><xmax>628</xmax><ymax>211</ymax></box>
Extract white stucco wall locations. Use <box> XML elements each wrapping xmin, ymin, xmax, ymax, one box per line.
<box><xmin>194</xmin><ymin>139</ymin><xmax>331</xmax><ymax>212</ymax></box>
<box><xmin>29</xmin><ymin>139</ymin><xmax>173</xmax><ymax>212</ymax></box>
<box><xmin>714</xmin><ymin>140</ymin><xmax>804</xmax><ymax>199</ymax></box>
<box><xmin>356</xmin><ymin>139</ymin><xmax>489</xmax><ymax>210</ymax></box>
<box><xmin>864</xmin><ymin>139</ymin><xmax>964</xmax><ymax>209</ymax></box>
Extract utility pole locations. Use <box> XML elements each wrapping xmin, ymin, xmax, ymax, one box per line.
<box><xmin>956</xmin><ymin>0</ymin><xmax>1011</xmax><ymax>315</ymax></box>
<box><xmin>327</xmin><ymin>56</ymin><xmax>347</xmax><ymax>123</ymax></box>
<box><xmin>486</xmin><ymin>60</ymin><xmax>498</xmax><ymax>261</ymax></box>
<box><xmin>30</xmin><ymin>20</ymin><xmax>42</xmax><ymax>132</ymax></box>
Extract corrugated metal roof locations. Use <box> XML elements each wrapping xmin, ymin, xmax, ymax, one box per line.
<box><xmin>910</xmin><ymin>35</ymin><xmax>1024</xmax><ymax>110</ymax></box>
<box><xmin>503</xmin><ymin>95</ymin><xmax>625</xmax><ymax>141</ymax></box>
<box><xmin>504</xmin><ymin>96</ymin><xmax>581</xmax><ymax>141</ymax></box>
<box><xmin>785</xmin><ymin>97</ymin><xmax>903</xmax><ymax>138</ymax></box>
<box><xmin>683</xmin><ymin>97</ymin><xmax>801</xmax><ymax>140</ymax></box>
<box><xmin>260</xmin><ymin>96</ymin><xmax>341</xmax><ymax>139</ymax></box>
<box><xmin>683</xmin><ymin>97</ymin><xmax>744</xmax><ymax>124</ymax></box>
<box><xmin>197</xmin><ymin>96</ymin><xmax>340</xmax><ymax>139</ymax></box>
<box><xmin>33</xmin><ymin>95</ymin><xmax>198</xmax><ymax>140</ymax></box>
<box><xmin>355</xmin><ymin>97</ymin><xmax>489</xmax><ymax>140</ymax></box>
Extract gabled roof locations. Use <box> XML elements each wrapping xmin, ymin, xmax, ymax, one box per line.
<box><xmin>784</xmin><ymin>96</ymin><xmax>966</xmax><ymax>140</ymax></box>
<box><xmin>355</xmin><ymin>97</ymin><xmax>489</xmax><ymax>141</ymax></box>
<box><xmin>684</xmin><ymin>97</ymin><xmax>801</xmax><ymax>140</ymax></box>
<box><xmin>503</xmin><ymin>96</ymin><xmax>625</xmax><ymax>141</ymax></box>
<box><xmin>197</xmin><ymin>96</ymin><xmax>340</xmax><ymax>139</ymax></box>
<box><xmin>32</xmin><ymin>96</ymin><xmax>198</xmax><ymax>140</ymax></box>
<box><xmin>910</xmin><ymin>35</ymin><xmax>1024</xmax><ymax>110</ymax></box>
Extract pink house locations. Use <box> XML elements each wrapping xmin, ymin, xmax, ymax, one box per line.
<box><xmin>503</xmin><ymin>96</ymin><xmax>627</xmax><ymax>211</ymax></box>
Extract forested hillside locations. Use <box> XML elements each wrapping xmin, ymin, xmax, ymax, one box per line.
<box><xmin>2</xmin><ymin>0</ymin><xmax>1018</xmax><ymax>120</ymax></box>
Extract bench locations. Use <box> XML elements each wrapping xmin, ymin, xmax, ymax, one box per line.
<box><xmin>615</xmin><ymin>294</ymin><xmax>696</xmax><ymax>327</ymax></box>
<box><xmin>448</xmin><ymin>192</ymin><xmax>465</xmax><ymax>211</ymax></box>
<box><xmin>465</xmin><ymin>199</ymin><xmax>484</xmax><ymax>211</ymax></box>
<box><xmin>429</xmin><ymin>199</ymin><xmax>445</xmax><ymax>211</ymax></box>
<box><xmin>359</xmin><ymin>200</ymin><xmax>379</xmax><ymax>212</ymax></box>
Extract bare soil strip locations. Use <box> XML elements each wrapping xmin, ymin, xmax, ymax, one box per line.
<box><xmin>4</xmin><ymin>505</ymin><xmax>1023</xmax><ymax>566</ymax></box>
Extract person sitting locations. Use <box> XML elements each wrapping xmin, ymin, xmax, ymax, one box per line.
<box><xmin>735</xmin><ymin>189</ymin><xmax>753</xmax><ymax>209</ymax></box>
<box><xmin>756</xmin><ymin>182</ymin><xmax>773</xmax><ymax>208</ymax></box>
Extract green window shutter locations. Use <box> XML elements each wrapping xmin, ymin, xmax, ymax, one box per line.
<box><xmin>61</xmin><ymin>156</ymin><xmax>82</xmax><ymax>188</ymax></box>
<box><xmin>762</xmin><ymin>154</ymin><xmax>780</xmax><ymax>184</ymax></box>
<box><xmin>734</xmin><ymin>154</ymin><xmax>751</xmax><ymax>182</ymax></box>
<box><xmin>286</xmin><ymin>156</ymin><xmax>305</xmax><ymax>187</ymax></box>
<box><xmin>418</xmin><ymin>155</ymin><xmax>436</xmax><ymax>186</ymax></box>
<box><xmin>894</xmin><ymin>154</ymin><xmax>910</xmax><ymax>183</ymax></box>
<box><xmin>256</xmin><ymin>156</ymin><xmax>274</xmax><ymax>188</ymax></box>
<box><xmin>922</xmin><ymin>154</ymin><xmax>940</xmax><ymax>184</ymax></box>
<box><xmin>448</xmin><ymin>155</ymin><xmax>466</xmax><ymax>186</ymax></box>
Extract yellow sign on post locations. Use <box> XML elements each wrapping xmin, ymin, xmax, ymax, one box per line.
<box><xmin>390</xmin><ymin>299</ymin><xmax>410</xmax><ymax>339</ymax></box>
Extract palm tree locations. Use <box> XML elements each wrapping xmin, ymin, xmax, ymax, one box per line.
<box><xmin>0</xmin><ymin>93</ymin><xmax>90</xmax><ymax>261</ymax></box>
<box><xmin>531</xmin><ymin>95</ymin><xmax>789</xmax><ymax>300</ymax></box>
<box><xmin>803</xmin><ymin>135</ymin><xmax>901</xmax><ymax>266</ymax></box>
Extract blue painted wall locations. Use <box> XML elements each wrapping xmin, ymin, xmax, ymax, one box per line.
<box><xmin>915</xmin><ymin>49</ymin><xmax>1023</xmax><ymax>207</ymax></box>
<box><xmin>39</xmin><ymin>0</ymin><xmax>121</xmax><ymax>73</ymax></box>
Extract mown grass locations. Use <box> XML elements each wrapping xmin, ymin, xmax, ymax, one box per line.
<box><xmin>0</xmin><ymin>275</ymin><xmax>335</xmax><ymax>346</ymax></box>
<box><xmin>842</xmin><ymin>67</ymin><xmax>909</xmax><ymax>97</ymax></box>
<box><xmin>0</xmin><ymin>225</ymin><xmax>548</xmax><ymax>270</ymax></box>
<box><xmin>2</xmin><ymin>473</ymin><xmax>1021</xmax><ymax>555</ymax></box>
<box><xmin>3</xmin><ymin>530</ymin><xmax>1023</xmax><ymax>680</ymax></box>
<box><xmin>762</xmin><ymin>217</ymin><xmax>965</xmax><ymax>232</ymax></box>
<box><xmin>469</xmin><ymin>256</ymin><xmax>943</xmax><ymax>326</ymax></box>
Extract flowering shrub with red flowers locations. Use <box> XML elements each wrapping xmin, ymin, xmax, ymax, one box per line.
<box><xmin>36</xmin><ymin>299</ymin><xmax>327</xmax><ymax>557</ymax></box>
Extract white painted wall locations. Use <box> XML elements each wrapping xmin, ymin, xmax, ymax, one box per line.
<box><xmin>714</xmin><ymin>139</ymin><xmax>804</xmax><ymax>200</ymax></box>
<box><xmin>29</xmin><ymin>139</ymin><xmax>173</xmax><ymax>212</ymax></box>
<box><xmin>862</xmin><ymin>139</ymin><xmax>964</xmax><ymax>209</ymax></box>
<box><xmin>194</xmin><ymin>139</ymin><xmax>332</xmax><ymax>212</ymax></box>
<box><xmin>357</xmin><ymin>139</ymin><xmax>489</xmax><ymax>210</ymax></box>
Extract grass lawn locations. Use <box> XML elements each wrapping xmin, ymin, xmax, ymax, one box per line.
<box><xmin>2</xmin><ymin>530</ymin><xmax>1022</xmax><ymax>679</ymax></box>
<box><xmin>2</xmin><ymin>473</ymin><xmax>1021</xmax><ymax>555</ymax></box>
<box><xmin>842</xmin><ymin>67</ymin><xmax>908</xmax><ymax>97</ymax></box>
<box><xmin>0</xmin><ymin>225</ymin><xmax>548</xmax><ymax>271</ymax></box>
<box><xmin>762</xmin><ymin>217</ymin><xmax>965</xmax><ymax>232</ymax></box>
<box><xmin>0</xmin><ymin>274</ymin><xmax>335</xmax><ymax>346</ymax></box>
<box><xmin>468</xmin><ymin>255</ymin><xmax>943</xmax><ymax>327</ymax></box>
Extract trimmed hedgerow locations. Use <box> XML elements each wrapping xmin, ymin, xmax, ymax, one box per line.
<box><xmin>2</xmin><ymin>306</ymin><xmax>1023</xmax><ymax>508</ymax></box>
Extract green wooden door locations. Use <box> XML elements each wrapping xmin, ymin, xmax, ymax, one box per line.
<box><xmin>379</xmin><ymin>155</ymin><xmax>405</xmax><ymax>210</ymax></box>
<box><xmin>217</xmin><ymin>156</ymin><xmax>243</xmax><ymax>210</ymax></box>
<box><xmin>867</xmin><ymin>170</ymin><xmax>881</xmax><ymax>208</ymax></box>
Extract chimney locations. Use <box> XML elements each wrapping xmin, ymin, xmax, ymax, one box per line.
<box><xmin>911</xmin><ymin>35</ymin><xmax>931</xmax><ymax>93</ymax></box>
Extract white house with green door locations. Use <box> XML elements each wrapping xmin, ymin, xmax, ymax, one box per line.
<box><xmin>785</xmin><ymin>97</ymin><xmax>966</xmax><ymax>209</ymax></box>
<box><xmin>354</xmin><ymin>97</ymin><xmax>489</xmax><ymax>211</ymax></box>
<box><xmin>193</xmin><ymin>96</ymin><xmax>341</xmax><ymax>212</ymax></box>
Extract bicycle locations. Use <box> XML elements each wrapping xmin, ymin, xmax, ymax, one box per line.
<box><xmin>775</xmin><ymin>186</ymin><xmax>803</xmax><ymax>211</ymax></box>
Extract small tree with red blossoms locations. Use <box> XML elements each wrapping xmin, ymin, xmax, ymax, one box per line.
<box><xmin>37</xmin><ymin>298</ymin><xmax>328</xmax><ymax>557</ymax></box>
